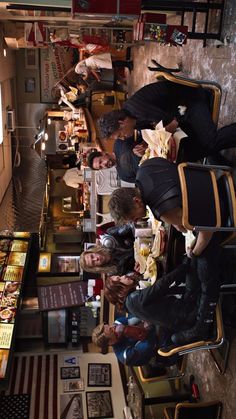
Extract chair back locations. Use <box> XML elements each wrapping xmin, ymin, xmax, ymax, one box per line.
<box><xmin>178</xmin><ymin>163</ymin><xmax>236</xmax><ymax>232</ymax></box>
<box><xmin>152</xmin><ymin>62</ymin><xmax>222</xmax><ymax>124</ymax></box>
<box><xmin>164</xmin><ymin>400</ymin><xmax>222</xmax><ymax>419</ymax></box>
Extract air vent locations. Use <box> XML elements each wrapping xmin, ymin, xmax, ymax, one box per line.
<box><xmin>7</xmin><ymin>110</ymin><xmax>15</xmax><ymax>132</ymax></box>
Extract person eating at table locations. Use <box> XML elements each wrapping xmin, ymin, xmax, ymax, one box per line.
<box><xmin>107</xmin><ymin>156</ymin><xmax>228</xmax><ymax>345</ymax></box>
<box><xmin>103</xmin><ymin>256</ymin><xmax>219</xmax><ymax>347</ymax></box>
<box><xmin>97</xmin><ymin>81</ymin><xmax>236</xmax><ymax>162</ymax></box>
<box><xmin>79</xmin><ymin>244</ymin><xmax>137</xmax><ymax>275</ymax></box>
<box><xmin>87</xmin><ymin>131</ymin><xmax>147</xmax><ymax>183</ymax></box>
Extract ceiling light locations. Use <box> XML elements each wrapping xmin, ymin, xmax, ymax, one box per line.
<box><xmin>3</xmin><ymin>49</ymin><xmax>7</xmax><ymax>57</ymax></box>
<box><xmin>44</xmin><ymin>132</ymin><xmax>48</xmax><ymax>141</ymax></box>
<box><xmin>41</xmin><ymin>141</ymin><xmax>46</xmax><ymax>151</ymax></box>
<box><xmin>47</xmin><ymin>118</ymin><xmax>51</xmax><ymax>125</ymax></box>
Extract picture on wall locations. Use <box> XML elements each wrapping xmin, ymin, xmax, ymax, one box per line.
<box><xmin>61</xmin><ymin>366</ymin><xmax>80</xmax><ymax>380</ymax></box>
<box><xmin>60</xmin><ymin>393</ymin><xmax>84</xmax><ymax>419</ymax></box>
<box><xmin>86</xmin><ymin>391</ymin><xmax>113</xmax><ymax>418</ymax></box>
<box><xmin>87</xmin><ymin>363</ymin><xmax>111</xmax><ymax>387</ymax></box>
<box><xmin>63</xmin><ymin>378</ymin><xmax>84</xmax><ymax>392</ymax></box>
<box><xmin>25</xmin><ymin>49</ymin><xmax>39</xmax><ymax>69</ymax></box>
<box><xmin>51</xmin><ymin>254</ymin><xmax>80</xmax><ymax>273</ymax></box>
<box><xmin>44</xmin><ymin>309</ymin><xmax>68</xmax><ymax>345</ymax></box>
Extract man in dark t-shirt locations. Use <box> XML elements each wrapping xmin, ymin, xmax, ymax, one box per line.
<box><xmin>87</xmin><ymin>132</ymin><xmax>147</xmax><ymax>183</ymax></box>
<box><xmin>98</xmin><ymin>81</ymin><xmax>236</xmax><ymax>161</ymax></box>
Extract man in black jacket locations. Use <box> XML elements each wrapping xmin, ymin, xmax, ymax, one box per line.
<box><xmin>98</xmin><ymin>81</ymin><xmax>236</xmax><ymax>161</ymax></box>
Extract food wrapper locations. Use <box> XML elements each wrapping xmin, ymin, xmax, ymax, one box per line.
<box><xmin>141</xmin><ymin>123</ymin><xmax>172</xmax><ymax>160</ymax></box>
<box><xmin>143</xmin><ymin>255</ymin><xmax>157</xmax><ymax>284</ymax></box>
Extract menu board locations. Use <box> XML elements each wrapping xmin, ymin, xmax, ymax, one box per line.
<box><xmin>38</xmin><ymin>281</ymin><xmax>87</xmax><ymax>311</ymax></box>
<box><xmin>0</xmin><ymin>232</ymin><xmax>31</xmax><ymax>380</ymax></box>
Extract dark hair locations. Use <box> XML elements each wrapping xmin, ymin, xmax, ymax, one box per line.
<box><xmin>62</xmin><ymin>157</ymin><xmax>70</xmax><ymax>166</ymax></box>
<box><xmin>108</xmin><ymin>187</ymin><xmax>140</xmax><ymax>224</ymax></box>
<box><xmin>97</xmin><ymin>110</ymin><xmax>127</xmax><ymax>138</ymax></box>
<box><xmin>104</xmin><ymin>275</ymin><xmax>137</xmax><ymax>311</ymax></box>
<box><xmin>87</xmin><ymin>150</ymin><xmax>102</xmax><ymax>169</ymax></box>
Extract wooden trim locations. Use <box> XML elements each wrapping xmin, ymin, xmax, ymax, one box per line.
<box><xmin>225</xmin><ymin>172</ymin><xmax>236</xmax><ymax>226</ymax></box>
<box><xmin>209</xmin><ymin>170</ymin><xmax>221</xmax><ymax>227</ymax></box>
<box><xmin>177</xmin><ymin>163</ymin><xmax>193</xmax><ymax>230</ymax></box>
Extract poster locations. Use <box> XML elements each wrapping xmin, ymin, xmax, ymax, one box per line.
<box><xmin>38</xmin><ymin>281</ymin><xmax>87</xmax><ymax>311</ymax></box>
<box><xmin>40</xmin><ymin>47</ymin><xmax>74</xmax><ymax>103</ymax></box>
<box><xmin>11</xmin><ymin>240</ymin><xmax>28</xmax><ymax>252</ymax></box>
<box><xmin>3</xmin><ymin>265</ymin><xmax>24</xmax><ymax>282</ymax></box>
<box><xmin>7</xmin><ymin>252</ymin><xmax>26</xmax><ymax>267</ymax></box>
<box><xmin>0</xmin><ymin>323</ymin><xmax>14</xmax><ymax>349</ymax></box>
<box><xmin>0</xmin><ymin>349</ymin><xmax>9</xmax><ymax>378</ymax></box>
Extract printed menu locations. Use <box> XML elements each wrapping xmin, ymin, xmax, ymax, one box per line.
<box><xmin>0</xmin><ymin>324</ymin><xmax>14</xmax><ymax>349</ymax></box>
<box><xmin>38</xmin><ymin>281</ymin><xmax>88</xmax><ymax>311</ymax></box>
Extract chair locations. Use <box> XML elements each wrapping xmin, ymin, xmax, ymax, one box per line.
<box><xmin>178</xmin><ymin>162</ymin><xmax>236</xmax><ymax>233</ymax></box>
<box><xmin>138</xmin><ymin>355</ymin><xmax>187</xmax><ymax>391</ymax></box>
<box><xmin>163</xmin><ymin>400</ymin><xmax>223</xmax><ymax>419</ymax></box>
<box><xmin>157</xmin><ymin>302</ymin><xmax>224</xmax><ymax>358</ymax></box>
<box><xmin>149</xmin><ymin>60</ymin><xmax>222</xmax><ymax>125</ymax></box>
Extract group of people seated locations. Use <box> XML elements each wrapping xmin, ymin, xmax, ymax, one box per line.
<box><xmin>77</xmin><ymin>76</ymin><xmax>236</xmax><ymax>368</ymax></box>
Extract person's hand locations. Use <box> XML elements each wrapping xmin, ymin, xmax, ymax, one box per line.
<box><xmin>133</xmin><ymin>142</ymin><xmax>148</xmax><ymax>157</ymax></box>
<box><xmin>134</xmin><ymin>262</ymin><xmax>140</xmax><ymax>272</ymax></box>
<box><xmin>164</xmin><ymin>118</ymin><xmax>179</xmax><ymax>134</ymax></box>
<box><xmin>173</xmin><ymin>224</ymin><xmax>187</xmax><ymax>233</ymax></box>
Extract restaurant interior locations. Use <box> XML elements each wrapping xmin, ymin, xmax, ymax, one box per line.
<box><xmin>0</xmin><ymin>1</ymin><xmax>235</xmax><ymax>418</ymax></box>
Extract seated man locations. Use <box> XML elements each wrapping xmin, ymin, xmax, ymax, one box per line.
<box><xmin>97</xmin><ymin>81</ymin><xmax>236</xmax><ymax>161</ymax></box>
<box><xmin>92</xmin><ymin>316</ymin><xmax>179</xmax><ymax>368</ymax></box>
<box><xmin>87</xmin><ymin>132</ymin><xmax>147</xmax><ymax>183</ymax></box>
<box><xmin>108</xmin><ymin>157</ymin><xmax>228</xmax><ymax>344</ymax></box>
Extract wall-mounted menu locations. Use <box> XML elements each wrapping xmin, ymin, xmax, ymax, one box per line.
<box><xmin>38</xmin><ymin>281</ymin><xmax>87</xmax><ymax>311</ymax></box>
<box><xmin>0</xmin><ymin>232</ymin><xmax>31</xmax><ymax>381</ymax></box>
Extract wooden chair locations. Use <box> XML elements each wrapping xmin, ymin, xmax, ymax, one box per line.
<box><xmin>163</xmin><ymin>400</ymin><xmax>223</xmax><ymax>419</ymax></box>
<box><xmin>178</xmin><ymin>162</ymin><xmax>236</xmax><ymax>233</ymax></box>
<box><xmin>138</xmin><ymin>355</ymin><xmax>187</xmax><ymax>391</ymax></box>
<box><xmin>150</xmin><ymin>60</ymin><xmax>222</xmax><ymax>125</ymax></box>
<box><xmin>158</xmin><ymin>302</ymin><xmax>224</xmax><ymax>358</ymax></box>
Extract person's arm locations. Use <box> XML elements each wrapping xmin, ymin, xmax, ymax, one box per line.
<box><xmin>132</xmin><ymin>141</ymin><xmax>148</xmax><ymax>157</ymax></box>
<box><xmin>128</xmin><ymin>264</ymin><xmax>187</xmax><ymax>308</ymax></box>
<box><xmin>164</xmin><ymin>118</ymin><xmax>179</xmax><ymax>134</ymax></box>
<box><xmin>190</xmin><ymin>231</ymin><xmax>214</xmax><ymax>256</ymax></box>
<box><xmin>160</xmin><ymin>207</ymin><xmax>187</xmax><ymax>233</ymax></box>
<box><xmin>113</xmin><ymin>334</ymin><xmax>157</xmax><ymax>366</ymax></box>
<box><xmin>90</xmin><ymin>69</ymin><xmax>101</xmax><ymax>82</ymax></box>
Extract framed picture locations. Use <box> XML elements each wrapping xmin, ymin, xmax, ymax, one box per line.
<box><xmin>86</xmin><ymin>391</ymin><xmax>113</xmax><ymax>419</ymax></box>
<box><xmin>63</xmin><ymin>378</ymin><xmax>84</xmax><ymax>392</ymax></box>
<box><xmin>61</xmin><ymin>366</ymin><xmax>80</xmax><ymax>380</ymax></box>
<box><xmin>43</xmin><ymin>309</ymin><xmax>68</xmax><ymax>345</ymax></box>
<box><xmin>25</xmin><ymin>77</ymin><xmax>36</xmax><ymax>93</ymax></box>
<box><xmin>60</xmin><ymin>393</ymin><xmax>84</xmax><ymax>418</ymax></box>
<box><xmin>87</xmin><ymin>363</ymin><xmax>111</xmax><ymax>387</ymax></box>
<box><xmin>51</xmin><ymin>254</ymin><xmax>80</xmax><ymax>274</ymax></box>
<box><xmin>25</xmin><ymin>49</ymin><xmax>39</xmax><ymax>69</ymax></box>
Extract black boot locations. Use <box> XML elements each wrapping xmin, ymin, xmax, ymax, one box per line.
<box><xmin>171</xmin><ymin>296</ymin><xmax>217</xmax><ymax>345</ymax></box>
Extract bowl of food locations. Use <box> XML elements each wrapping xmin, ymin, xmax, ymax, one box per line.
<box><xmin>0</xmin><ymin>308</ymin><xmax>13</xmax><ymax>321</ymax></box>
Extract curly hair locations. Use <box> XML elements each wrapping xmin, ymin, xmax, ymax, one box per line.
<box><xmin>79</xmin><ymin>245</ymin><xmax>117</xmax><ymax>274</ymax></box>
<box><xmin>108</xmin><ymin>187</ymin><xmax>139</xmax><ymax>224</ymax></box>
<box><xmin>104</xmin><ymin>275</ymin><xmax>137</xmax><ymax>312</ymax></box>
<box><xmin>92</xmin><ymin>323</ymin><xmax>109</xmax><ymax>353</ymax></box>
<box><xmin>87</xmin><ymin>150</ymin><xmax>102</xmax><ymax>169</ymax></box>
<box><xmin>97</xmin><ymin>109</ymin><xmax>127</xmax><ymax>138</ymax></box>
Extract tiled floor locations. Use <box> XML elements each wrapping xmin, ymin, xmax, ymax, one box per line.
<box><xmin>127</xmin><ymin>2</ymin><xmax>236</xmax><ymax>417</ymax></box>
